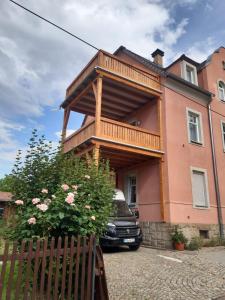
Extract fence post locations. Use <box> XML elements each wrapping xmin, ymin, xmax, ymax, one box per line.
<box><xmin>91</xmin><ymin>238</ymin><xmax>97</xmax><ymax>300</ymax></box>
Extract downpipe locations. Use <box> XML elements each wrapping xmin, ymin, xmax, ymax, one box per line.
<box><xmin>208</xmin><ymin>104</ymin><xmax>224</xmax><ymax>238</ymax></box>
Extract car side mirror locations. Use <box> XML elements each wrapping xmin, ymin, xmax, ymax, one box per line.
<box><xmin>134</xmin><ymin>210</ymin><xmax>139</xmax><ymax>219</ymax></box>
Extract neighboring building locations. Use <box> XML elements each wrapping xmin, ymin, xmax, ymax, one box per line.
<box><xmin>0</xmin><ymin>191</ymin><xmax>12</xmax><ymax>219</ymax></box>
<box><xmin>61</xmin><ymin>46</ymin><xmax>225</xmax><ymax>248</ymax></box>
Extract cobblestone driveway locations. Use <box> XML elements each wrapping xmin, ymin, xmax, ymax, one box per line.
<box><xmin>104</xmin><ymin>246</ymin><xmax>225</xmax><ymax>300</ymax></box>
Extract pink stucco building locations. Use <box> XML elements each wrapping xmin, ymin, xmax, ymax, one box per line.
<box><xmin>61</xmin><ymin>46</ymin><xmax>225</xmax><ymax>247</ymax></box>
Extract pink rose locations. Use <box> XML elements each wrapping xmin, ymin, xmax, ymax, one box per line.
<box><xmin>91</xmin><ymin>216</ymin><xmax>96</xmax><ymax>221</ymax></box>
<box><xmin>67</xmin><ymin>192</ymin><xmax>74</xmax><ymax>197</ymax></box>
<box><xmin>36</xmin><ymin>204</ymin><xmax>48</xmax><ymax>212</ymax></box>
<box><xmin>28</xmin><ymin>217</ymin><xmax>36</xmax><ymax>225</ymax></box>
<box><xmin>72</xmin><ymin>185</ymin><xmax>78</xmax><ymax>190</ymax></box>
<box><xmin>65</xmin><ymin>193</ymin><xmax>74</xmax><ymax>204</ymax></box>
<box><xmin>84</xmin><ymin>175</ymin><xmax>90</xmax><ymax>179</ymax></box>
<box><xmin>85</xmin><ymin>205</ymin><xmax>91</xmax><ymax>209</ymax></box>
<box><xmin>32</xmin><ymin>198</ymin><xmax>40</xmax><ymax>205</ymax></box>
<box><xmin>41</xmin><ymin>189</ymin><xmax>48</xmax><ymax>194</ymax></box>
<box><xmin>15</xmin><ymin>200</ymin><xmax>24</xmax><ymax>205</ymax></box>
<box><xmin>61</xmin><ymin>184</ymin><xmax>69</xmax><ymax>191</ymax></box>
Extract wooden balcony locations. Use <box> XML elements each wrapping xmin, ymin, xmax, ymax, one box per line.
<box><xmin>65</xmin><ymin>50</ymin><xmax>161</xmax><ymax>101</ymax></box>
<box><xmin>61</xmin><ymin>48</ymin><xmax>163</xmax><ymax>169</ymax></box>
<box><xmin>63</xmin><ymin>117</ymin><xmax>162</xmax><ymax>161</ymax></box>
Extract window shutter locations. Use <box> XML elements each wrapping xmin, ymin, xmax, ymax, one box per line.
<box><xmin>192</xmin><ymin>171</ymin><xmax>207</xmax><ymax>207</ymax></box>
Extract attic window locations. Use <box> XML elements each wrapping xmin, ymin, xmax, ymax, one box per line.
<box><xmin>181</xmin><ymin>61</ymin><xmax>198</xmax><ymax>85</ymax></box>
<box><xmin>222</xmin><ymin>61</ymin><xmax>225</xmax><ymax>70</ymax></box>
<box><xmin>218</xmin><ymin>81</ymin><xmax>225</xmax><ymax>102</ymax></box>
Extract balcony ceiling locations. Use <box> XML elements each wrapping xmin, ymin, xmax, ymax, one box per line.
<box><xmin>69</xmin><ymin>77</ymin><xmax>155</xmax><ymax>120</ymax></box>
<box><xmin>100</xmin><ymin>147</ymin><xmax>148</xmax><ymax>169</ymax></box>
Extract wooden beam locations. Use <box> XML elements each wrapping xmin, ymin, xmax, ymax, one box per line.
<box><xmin>158</xmin><ymin>96</ymin><xmax>163</xmax><ymax>149</ymax></box>
<box><xmin>103</xmin><ymin>84</ymin><xmax>148</xmax><ymax>105</ymax></box>
<box><xmin>159</xmin><ymin>158</ymin><xmax>165</xmax><ymax>221</ymax></box>
<box><xmin>95</xmin><ymin>76</ymin><xmax>103</xmax><ymax>137</ymax></box>
<box><xmin>86</xmin><ymin>93</ymin><xmax>131</xmax><ymax>113</ymax></box>
<box><xmin>82</xmin><ymin>97</ymin><xmax>125</xmax><ymax>117</ymax></box>
<box><xmin>70</xmin><ymin>106</ymin><xmax>94</xmax><ymax>116</ymax></box>
<box><xmin>92</xmin><ymin>139</ymin><xmax>162</xmax><ymax>158</ymax></box>
<box><xmin>62</xmin><ymin>108</ymin><xmax>70</xmax><ymax>142</ymax></box>
<box><xmin>67</xmin><ymin>81</ymin><xmax>93</xmax><ymax>110</ymax></box>
<box><xmin>74</xmin><ymin>102</ymin><xmax>120</xmax><ymax>119</ymax></box>
<box><xmin>92</xmin><ymin>82</ymin><xmax>97</xmax><ymax>101</ymax></box>
<box><xmin>93</xmin><ymin>144</ymin><xmax>100</xmax><ymax>166</ymax></box>
<box><xmin>100</xmin><ymin>149</ymin><xmax>146</xmax><ymax>161</ymax></box>
<box><xmin>74</xmin><ymin>144</ymin><xmax>95</xmax><ymax>158</ymax></box>
<box><xmin>97</xmin><ymin>69</ymin><xmax>161</xmax><ymax>97</ymax></box>
<box><xmin>103</xmin><ymin>90</ymin><xmax>141</xmax><ymax>109</ymax></box>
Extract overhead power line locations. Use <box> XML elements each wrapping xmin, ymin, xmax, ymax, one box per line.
<box><xmin>9</xmin><ymin>0</ymin><xmax>99</xmax><ymax>51</ymax></box>
<box><xmin>8</xmin><ymin>0</ymin><xmax>225</xmax><ymax>119</ymax></box>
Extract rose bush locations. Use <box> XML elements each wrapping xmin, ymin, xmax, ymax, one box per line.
<box><xmin>8</xmin><ymin>131</ymin><xmax>114</xmax><ymax>240</ymax></box>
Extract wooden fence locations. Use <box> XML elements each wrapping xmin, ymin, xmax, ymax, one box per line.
<box><xmin>0</xmin><ymin>236</ymin><xmax>108</xmax><ymax>300</ymax></box>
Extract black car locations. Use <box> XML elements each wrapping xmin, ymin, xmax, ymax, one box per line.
<box><xmin>100</xmin><ymin>190</ymin><xmax>142</xmax><ymax>251</ymax></box>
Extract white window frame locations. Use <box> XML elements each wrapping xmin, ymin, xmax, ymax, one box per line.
<box><xmin>218</xmin><ymin>80</ymin><xmax>225</xmax><ymax>102</ymax></box>
<box><xmin>221</xmin><ymin>120</ymin><xmax>225</xmax><ymax>151</ymax></box>
<box><xmin>125</xmin><ymin>174</ymin><xmax>137</xmax><ymax>207</ymax></box>
<box><xmin>181</xmin><ymin>61</ymin><xmax>198</xmax><ymax>85</ymax></box>
<box><xmin>191</xmin><ymin>167</ymin><xmax>210</xmax><ymax>209</ymax></box>
<box><xmin>186</xmin><ymin>108</ymin><xmax>204</xmax><ymax>145</ymax></box>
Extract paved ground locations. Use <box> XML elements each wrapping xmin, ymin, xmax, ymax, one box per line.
<box><xmin>104</xmin><ymin>246</ymin><xmax>225</xmax><ymax>300</ymax></box>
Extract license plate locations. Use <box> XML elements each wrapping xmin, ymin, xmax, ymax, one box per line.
<box><xmin>123</xmin><ymin>238</ymin><xmax>135</xmax><ymax>243</ymax></box>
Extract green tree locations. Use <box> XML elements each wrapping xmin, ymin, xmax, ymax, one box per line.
<box><xmin>10</xmin><ymin>129</ymin><xmax>62</xmax><ymax>202</ymax></box>
<box><xmin>0</xmin><ymin>175</ymin><xmax>14</xmax><ymax>192</ymax></box>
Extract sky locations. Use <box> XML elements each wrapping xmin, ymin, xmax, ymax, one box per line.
<box><xmin>0</xmin><ymin>0</ymin><xmax>225</xmax><ymax>177</ymax></box>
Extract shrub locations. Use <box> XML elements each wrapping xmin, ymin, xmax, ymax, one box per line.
<box><xmin>10</xmin><ymin>129</ymin><xmax>63</xmax><ymax>201</ymax></box>
<box><xmin>171</xmin><ymin>226</ymin><xmax>187</xmax><ymax>244</ymax></box>
<box><xmin>203</xmin><ymin>237</ymin><xmax>225</xmax><ymax>247</ymax></box>
<box><xmin>187</xmin><ymin>236</ymin><xmax>203</xmax><ymax>251</ymax></box>
<box><xmin>7</xmin><ymin>130</ymin><xmax>114</xmax><ymax>241</ymax></box>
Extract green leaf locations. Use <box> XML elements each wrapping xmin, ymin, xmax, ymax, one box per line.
<box><xmin>59</xmin><ymin>212</ymin><xmax>64</xmax><ymax>219</ymax></box>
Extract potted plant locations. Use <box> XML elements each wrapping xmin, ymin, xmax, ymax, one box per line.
<box><xmin>171</xmin><ymin>226</ymin><xmax>187</xmax><ymax>251</ymax></box>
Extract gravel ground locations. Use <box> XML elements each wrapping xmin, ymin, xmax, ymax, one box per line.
<box><xmin>103</xmin><ymin>246</ymin><xmax>225</xmax><ymax>300</ymax></box>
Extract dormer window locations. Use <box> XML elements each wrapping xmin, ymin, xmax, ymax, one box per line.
<box><xmin>218</xmin><ymin>80</ymin><xmax>225</xmax><ymax>102</ymax></box>
<box><xmin>181</xmin><ymin>61</ymin><xmax>198</xmax><ymax>85</ymax></box>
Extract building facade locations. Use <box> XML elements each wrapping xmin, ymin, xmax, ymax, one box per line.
<box><xmin>61</xmin><ymin>46</ymin><xmax>225</xmax><ymax>248</ymax></box>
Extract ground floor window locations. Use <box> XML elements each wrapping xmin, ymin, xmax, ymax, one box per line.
<box><xmin>191</xmin><ymin>168</ymin><xmax>209</xmax><ymax>208</ymax></box>
<box><xmin>221</xmin><ymin>121</ymin><xmax>225</xmax><ymax>151</ymax></box>
<box><xmin>127</xmin><ymin>176</ymin><xmax>137</xmax><ymax>206</ymax></box>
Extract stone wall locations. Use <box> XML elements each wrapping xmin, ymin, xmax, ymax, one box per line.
<box><xmin>140</xmin><ymin>221</ymin><xmax>173</xmax><ymax>249</ymax></box>
<box><xmin>140</xmin><ymin>221</ymin><xmax>224</xmax><ymax>249</ymax></box>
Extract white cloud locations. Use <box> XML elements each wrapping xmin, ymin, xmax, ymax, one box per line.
<box><xmin>0</xmin><ymin>119</ymin><xmax>25</xmax><ymax>177</ymax></box>
<box><xmin>186</xmin><ymin>37</ymin><xmax>216</xmax><ymax>62</ymax></box>
<box><xmin>0</xmin><ymin>0</ymin><xmax>191</xmax><ymax>119</ymax></box>
<box><xmin>1</xmin><ymin>0</ymin><xmax>209</xmax><ymax>177</ymax></box>
<box><xmin>55</xmin><ymin>129</ymin><xmax>76</xmax><ymax>139</ymax></box>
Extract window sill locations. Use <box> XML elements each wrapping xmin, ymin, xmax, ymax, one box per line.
<box><xmin>190</xmin><ymin>140</ymin><xmax>203</xmax><ymax>147</ymax></box>
<box><xmin>193</xmin><ymin>206</ymin><xmax>210</xmax><ymax>210</ymax></box>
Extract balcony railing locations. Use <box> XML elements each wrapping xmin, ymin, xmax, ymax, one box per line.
<box><xmin>63</xmin><ymin>117</ymin><xmax>160</xmax><ymax>154</ymax></box>
<box><xmin>66</xmin><ymin>51</ymin><xmax>161</xmax><ymax>98</ymax></box>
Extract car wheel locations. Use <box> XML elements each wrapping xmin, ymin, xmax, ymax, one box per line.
<box><xmin>129</xmin><ymin>245</ymin><xmax>140</xmax><ymax>251</ymax></box>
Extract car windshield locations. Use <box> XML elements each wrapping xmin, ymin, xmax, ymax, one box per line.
<box><xmin>111</xmin><ymin>200</ymin><xmax>133</xmax><ymax>217</ymax></box>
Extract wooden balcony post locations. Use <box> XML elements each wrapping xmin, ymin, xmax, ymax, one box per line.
<box><xmin>62</xmin><ymin>108</ymin><xmax>70</xmax><ymax>142</ymax></box>
<box><xmin>157</xmin><ymin>96</ymin><xmax>163</xmax><ymax>149</ymax></box>
<box><xmin>93</xmin><ymin>144</ymin><xmax>100</xmax><ymax>166</ymax></box>
<box><xmin>94</xmin><ymin>76</ymin><xmax>103</xmax><ymax>137</ymax></box>
<box><xmin>159</xmin><ymin>158</ymin><xmax>165</xmax><ymax>221</ymax></box>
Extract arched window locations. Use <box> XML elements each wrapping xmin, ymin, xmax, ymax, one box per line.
<box><xmin>218</xmin><ymin>81</ymin><xmax>225</xmax><ymax>101</ymax></box>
